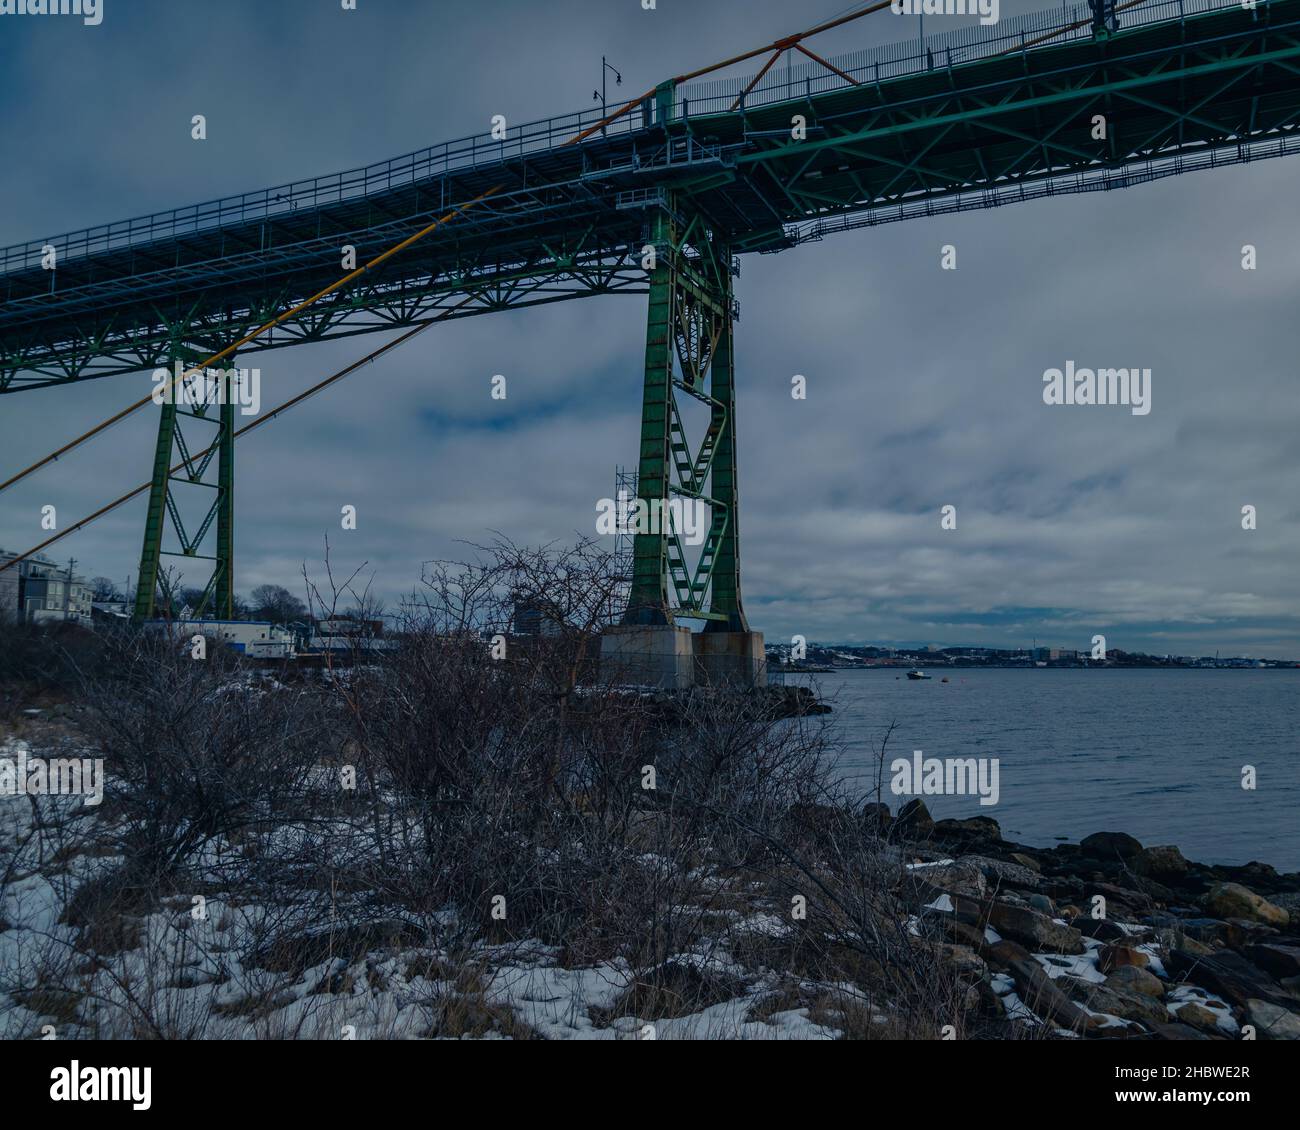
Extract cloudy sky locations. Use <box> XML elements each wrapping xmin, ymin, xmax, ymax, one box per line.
<box><xmin>1</xmin><ymin>0</ymin><xmax>1296</xmax><ymax>656</ymax></box>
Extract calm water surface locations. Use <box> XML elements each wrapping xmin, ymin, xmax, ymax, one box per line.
<box><xmin>791</xmin><ymin>668</ymin><xmax>1300</xmax><ymax>871</ymax></box>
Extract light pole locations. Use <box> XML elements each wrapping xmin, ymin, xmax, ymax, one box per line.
<box><xmin>593</xmin><ymin>56</ymin><xmax>622</xmax><ymax>135</ymax></box>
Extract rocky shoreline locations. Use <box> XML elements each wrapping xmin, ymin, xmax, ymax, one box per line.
<box><xmin>893</xmin><ymin>800</ymin><xmax>1300</xmax><ymax>1038</ymax></box>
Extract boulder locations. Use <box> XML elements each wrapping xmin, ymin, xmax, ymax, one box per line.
<box><xmin>934</xmin><ymin>816</ymin><xmax>1001</xmax><ymax>842</ymax></box>
<box><xmin>1174</xmin><ymin>1002</ymin><xmax>1227</xmax><ymax>1035</ymax></box>
<box><xmin>1027</xmin><ymin>893</ymin><xmax>1055</xmax><ymax>916</ymax></box>
<box><xmin>896</xmin><ymin>798</ymin><xmax>935</xmax><ymax>839</ymax></box>
<box><xmin>985</xmin><ymin>940</ymin><xmax>1104</xmax><ymax>1033</ymax></box>
<box><xmin>1098</xmin><ymin>943</ymin><xmax>1151</xmax><ymax>973</ymax></box>
<box><xmin>1073</xmin><ymin>918</ymin><xmax>1134</xmax><ymax>943</ymax></box>
<box><xmin>919</xmin><ymin>860</ymin><xmax>988</xmax><ymax>899</ymax></box>
<box><xmin>1105</xmin><ymin>964</ymin><xmax>1165</xmax><ymax>998</ymax></box>
<box><xmin>1243</xmin><ymin>943</ymin><xmax>1300</xmax><ymax>980</ymax></box>
<box><xmin>1268</xmin><ymin>892</ymin><xmax>1300</xmax><ymax>921</ymax></box>
<box><xmin>1092</xmin><ymin>881</ymin><xmax>1154</xmax><ymax>912</ymax></box>
<box><xmin>962</xmin><ymin>854</ymin><xmax>1041</xmax><ymax>890</ymax></box>
<box><xmin>1066</xmin><ymin>980</ymin><xmax>1168</xmax><ymax>1027</ymax></box>
<box><xmin>1009</xmin><ymin>853</ymin><xmax>1042</xmax><ymax>874</ymax></box>
<box><xmin>985</xmin><ymin>901</ymin><xmax>1084</xmax><ymax>954</ymax></box>
<box><xmin>1177</xmin><ymin>918</ymin><xmax>1246</xmax><ymax>949</ymax></box>
<box><xmin>1167</xmin><ymin>948</ymin><xmax>1295</xmax><ymax>1011</ymax></box>
<box><xmin>1080</xmin><ymin>831</ymin><xmax>1143</xmax><ymax>860</ymax></box>
<box><xmin>903</xmin><ymin>877</ymin><xmax>984</xmax><ymax>926</ymax></box>
<box><xmin>861</xmin><ymin>802</ymin><xmax>892</xmax><ymax>833</ymax></box>
<box><xmin>1244</xmin><ymin>1000</ymin><xmax>1300</xmax><ymax>1041</ymax></box>
<box><xmin>1133</xmin><ymin>844</ymin><xmax>1189</xmax><ymax>879</ymax></box>
<box><xmin>936</xmin><ymin>943</ymin><xmax>987</xmax><ymax>980</ymax></box>
<box><xmin>1202</xmin><ymin>883</ymin><xmax>1289</xmax><ymax>927</ymax></box>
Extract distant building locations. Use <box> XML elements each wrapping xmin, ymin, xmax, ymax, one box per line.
<box><xmin>0</xmin><ymin>550</ymin><xmax>91</xmax><ymax>626</ymax></box>
<box><xmin>91</xmin><ymin>600</ymin><xmax>131</xmax><ymax>625</ymax></box>
<box><xmin>316</xmin><ymin>617</ymin><xmax>384</xmax><ymax>639</ymax></box>
<box><xmin>512</xmin><ymin>596</ymin><xmax>565</xmax><ymax>637</ymax></box>
<box><xmin>144</xmin><ymin>618</ymin><xmax>296</xmax><ymax>659</ymax></box>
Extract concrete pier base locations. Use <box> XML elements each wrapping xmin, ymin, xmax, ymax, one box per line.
<box><xmin>694</xmin><ymin>630</ymin><xmax>767</xmax><ymax>688</ymax></box>
<box><xmin>600</xmin><ymin>623</ymin><xmax>695</xmax><ymax>689</ymax></box>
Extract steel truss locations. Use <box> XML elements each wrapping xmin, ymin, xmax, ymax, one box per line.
<box><xmin>625</xmin><ymin>199</ymin><xmax>747</xmax><ymax>629</ymax></box>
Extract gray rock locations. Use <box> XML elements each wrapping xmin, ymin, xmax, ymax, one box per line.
<box><xmin>1203</xmin><ymin>883</ymin><xmax>1289</xmax><ymax>926</ymax></box>
<box><xmin>1133</xmin><ymin>844</ymin><xmax>1189</xmax><ymax>879</ymax></box>
<box><xmin>1175</xmin><ymin>1002</ymin><xmax>1227</xmax><ymax>1035</ymax></box>
<box><xmin>1244</xmin><ymin>999</ymin><xmax>1300</xmax><ymax>1040</ymax></box>
<box><xmin>1066</xmin><ymin>980</ymin><xmax>1169</xmax><ymax>1027</ymax></box>
<box><xmin>962</xmin><ymin>854</ymin><xmax>1041</xmax><ymax>890</ymax></box>
<box><xmin>1080</xmin><ymin>831</ymin><xmax>1143</xmax><ymax>860</ymax></box>
<box><xmin>896</xmin><ymin>798</ymin><xmax>935</xmax><ymax>838</ymax></box>
<box><xmin>919</xmin><ymin>861</ymin><xmax>987</xmax><ymax>899</ymax></box>
<box><xmin>986</xmin><ymin>940</ymin><xmax>1105</xmax><ymax>1033</ymax></box>
<box><xmin>934</xmin><ymin>816</ymin><xmax>1001</xmax><ymax>841</ymax></box>
<box><xmin>1167</xmin><ymin>948</ymin><xmax>1295</xmax><ymax>1011</ymax></box>
<box><xmin>986</xmin><ymin>901</ymin><xmax>1084</xmax><ymax>954</ymax></box>
<box><xmin>1098</xmin><ymin>943</ymin><xmax>1151</xmax><ymax>972</ymax></box>
<box><xmin>1244</xmin><ymin>943</ymin><xmax>1300</xmax><ymax>979</ymax></box>
<box><xmin>1106</xmin><ymin>964</ymin><xmax>1165</xmax><ymax>998</ymax></box>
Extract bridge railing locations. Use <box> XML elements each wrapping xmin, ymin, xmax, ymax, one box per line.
<box><xmin>673</xmin><ymin>0</ymin><xmax>1256</xmax><ymax>118</ymax></box>
<box><xmin>0</xmin><ymin>0</ymin><xmax>1260</xmax><ymax>278</ymax></box>
<box><xmin>0</xmin><ymin>98</ymin><xmax>654</xmax><ymax>277</ymax></box>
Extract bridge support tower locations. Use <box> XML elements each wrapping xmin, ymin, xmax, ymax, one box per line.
<box><xmin>602</xmin><ymin>197</ymin><xmax>764</xmax><ymax>688</ymax></box>
<box><xmin>133</xmin><ymin>339</ymin><xmax>237</xmax><ymax>621</ymax></box>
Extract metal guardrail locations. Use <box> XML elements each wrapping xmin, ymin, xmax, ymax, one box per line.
<box><xmin>0</xmin><ymin>99</ymin><xmax>654</xmax><ymax>277</ymax></box>
<box><xmin>0</xmin><ymin>0</ymin><xmax>1263</xmax><ymax>276</ymax></box>
<box><xmin>673</xmin><ymin>0</ymin><xmax>1255</xmax><ymax>116</ymax></box>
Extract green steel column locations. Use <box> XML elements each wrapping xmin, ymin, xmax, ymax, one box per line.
<box><xmin>706</xmin><ymin>254</ymin><xmax>748</xmax><ymax>632</ymax></box>
<box><xmin>654</xmin><ymin>79</ymin><xmax>675</xmax><ymax>126</ymax></box>
<box><xmin>133</xmin><ymin>355</ymin><xmax>180</xmax><ymax>620</ymax></box>
<box><xmin>625</xmin><ymin>208</ymin><xmax>675</xmax><ymax>624</ymax></box>
<box><xmin>214</xmin><ymin>355</ymin><xmax>235</xmax><ymax>618</ymax></box>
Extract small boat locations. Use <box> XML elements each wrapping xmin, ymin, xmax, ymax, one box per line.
<box><xmin>906</xmin><ymin>669</ymin><xmax>930</xmax><ymax>680</ymax></box>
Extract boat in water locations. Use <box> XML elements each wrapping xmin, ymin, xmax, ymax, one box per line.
<box><xmin>906</xmin><ymin>668</ymin><xmax>931</xmax><ymax>680</ymax></box>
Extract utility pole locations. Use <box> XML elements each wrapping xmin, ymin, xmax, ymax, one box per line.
<box><xmin>64</xmin><ymin>557</ymin><xmax>76</xmax><ymax>622</ymax></box>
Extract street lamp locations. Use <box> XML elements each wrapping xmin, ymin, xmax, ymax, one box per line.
<box><xmin>593</xmin><ymin>56</ymin><xmax>622</xmax><ymax>134</ymax></box>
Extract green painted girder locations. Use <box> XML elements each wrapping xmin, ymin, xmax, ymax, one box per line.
<box><xmin>625</xmin><ymin>196</ymin><xmax>747</xmax><ymax>628</ymax></box>
<box><xmin>5</xmin><ymin>3</ymin><xmax>1300</xmax><ymax>391</ymax></box>
<box><xmin>694</xmin><ymin>5</ymin><xmax>1300</xmax><ymax>242</ymax></box>
<box><xmin>133</xmin><ymin>346</ymin><xmax>236</xmax><ymax>621</ymax></box>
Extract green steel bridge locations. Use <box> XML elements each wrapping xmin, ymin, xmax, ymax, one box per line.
<box><xmin>1</xmin><ymin>0</ymin><xmax>1298</xmax><ymax>634</ymax></box>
